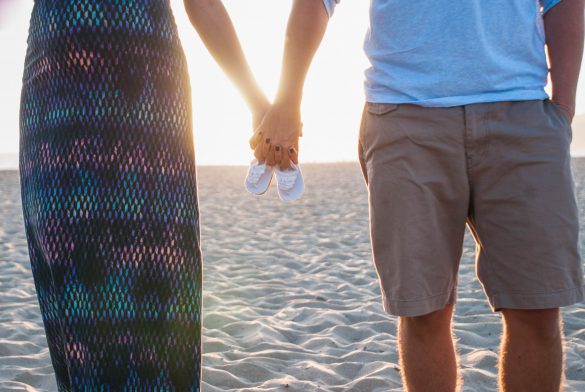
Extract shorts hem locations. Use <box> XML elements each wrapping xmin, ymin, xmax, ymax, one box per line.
<box><xmin>382</xmin><ymin>290</ymin><xmax>456</xmax><ymax>317</ymax></box>
<box><xmin>489</xmin><ymin>285</ymin><xmax>585</xmax><ymax>312</ymax></box>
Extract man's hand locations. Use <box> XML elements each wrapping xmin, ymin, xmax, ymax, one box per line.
<box><xmin>552</xmin><ymin>100</ymin><xmax>574</xmax><ymax>123</ymax></box>
<box><xmin>250</xmin><ymin>101</ymin><xmax>302</xmax><ymax>169</ymax></box>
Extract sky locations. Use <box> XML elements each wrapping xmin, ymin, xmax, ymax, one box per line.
<box><xmin>1</xmin><ymin>1</ymin><xmax>584</xmax><ymax>168</ymax></box>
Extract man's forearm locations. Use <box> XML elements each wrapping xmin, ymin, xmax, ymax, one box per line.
<box><xmin>274</xmin><ymin>0</ymin><xmax>329</xmax><ymax>106</ymax></box>
<box><xmin>544</xmin><ymin>0</ymin><xmax>585</xmax><ymax>117</ymax></box>
<box><xmin>250</xmin><ymin>1</ymin><xmax>329</xmax><ymax>166</ymax></box>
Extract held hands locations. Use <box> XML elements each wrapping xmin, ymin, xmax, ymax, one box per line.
<box><xmin>245</xmin><ymin>100</ymin><xmax>306</xmax><ymax>202</ymax></box>
<box><xmin>249</xmin><ymin>101</ymin><xmax>302</xmax><ymax>170</ymax></box>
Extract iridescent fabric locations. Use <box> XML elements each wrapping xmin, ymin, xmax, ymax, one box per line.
<box><xmin>19</xmin><ymin>0</ymin><xmax>202</xmax><ymax>390</ymax></box>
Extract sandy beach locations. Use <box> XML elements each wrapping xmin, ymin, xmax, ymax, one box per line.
<box><xmin>1</xmin><ymin>161</ymin><xmax>584</xmax><ymax>391</ymax></box>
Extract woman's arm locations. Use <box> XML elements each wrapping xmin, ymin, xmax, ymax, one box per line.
<box><xmin>183</xmin><ymin>0</ymin><xmax>269</xmax><ymax>126</ymax></box>
<box><xmin>544</xmin><ymin>0</ymin><xmax>585</xmax><ymax>121</ymax></box>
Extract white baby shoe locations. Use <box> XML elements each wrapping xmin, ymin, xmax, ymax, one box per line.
<box><xmin>244</xmin><ymin>159</ymin><xmax>274</xmax><ymax>195</ymax></box>
<box><xmin>275</xmin><ymin>162</ymin><xmax>304</xmax><ymax>202</ymax></box>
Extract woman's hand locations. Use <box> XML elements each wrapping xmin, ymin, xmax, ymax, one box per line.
<box><xmin>248</xmin><ymin>99</ymin><xmax>270</xmax><ymax>152</ymax></box>
<box><xmin>251</xmin><ymin>100</ymin><xmax>302</xmax><ymax>169</ymax></box>
<box><xmin>251</xmin><ymin>98</ymin><xmax>271</xmax><ymax>132</ymax></box>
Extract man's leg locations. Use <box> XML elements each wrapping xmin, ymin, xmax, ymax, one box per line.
<box><xmin>357</xmin><ymin>103</ymin><xmax>470</xmax><ymax>390</ymax></box>
<box><xmin>398</xmin><ymin>304</ymin><xmax>460</xmax><ymax>392</ymax></box>
<box><xmin>499</xmin><ymin>308</ymin><xmax>564</xmax><ymax>392</ymax></box>
<box><xmin>462</xmin><ymin>100</ymin><xmax>583</xmax><ymax>390</ymax></box>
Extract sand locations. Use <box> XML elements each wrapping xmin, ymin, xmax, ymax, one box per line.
<box><xmin>1</xmin><ymin>161</ymin><xmax>584</xmax><ymax>391</ymax></box>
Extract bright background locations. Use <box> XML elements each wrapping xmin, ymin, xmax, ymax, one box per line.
<box><xmin>1</xmin><ymin>0</ymin><xmax>585</xmax><ymax>169</ymax></box>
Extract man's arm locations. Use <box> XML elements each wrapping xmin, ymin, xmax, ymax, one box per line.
<box><xmin>252</xmin><ymin>0</ymin><xmax>330</xmax><ymax>168</ymax></box>
<box><xmin>544</xmin><ymin>0</ymin><xmax>585</xmax><ymax>121</ymax></box>
<box><xmin>183</xmin><ymin>0</ymin><xmax>269</xmax><ymax>127</ymax></box>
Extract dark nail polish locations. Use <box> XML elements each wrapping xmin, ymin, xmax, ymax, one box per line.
<box><xmin>275</xmin><ymin>146</ymin><xmax>280</xmax><ymax>151</ymax></box>
<box><xmin>265</xmin><ymin>138</ymin><xmax>270</xmax><ymax>144</ymax></box>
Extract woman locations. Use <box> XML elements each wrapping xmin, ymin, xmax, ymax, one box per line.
<box><xmin>19</xmin><ymin>0</ymin><xmax>267</xmax><ymax>389</ymax></box>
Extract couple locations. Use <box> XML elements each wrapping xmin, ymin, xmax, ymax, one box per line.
<box><xmin>19</xmin><ymin>0</ymin><xmax>585</xmax><ymax>391</ymax></box>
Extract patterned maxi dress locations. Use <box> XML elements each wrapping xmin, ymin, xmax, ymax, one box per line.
<box><xmin>19</xmin><ymin>0</ymin><xmax>202</xmax><ymax>390</ymax></box>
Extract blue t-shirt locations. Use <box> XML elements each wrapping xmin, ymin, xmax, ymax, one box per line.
<box><xmin>322</xmin><ymin>0</ymin><xmax>562</xmax><ymax>107</ymax></box>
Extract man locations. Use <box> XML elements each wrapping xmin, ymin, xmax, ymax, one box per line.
<box><xmin>252</xmin><ymin>0</ymin><xmax>585</xmax><ymax>390</ymax></box>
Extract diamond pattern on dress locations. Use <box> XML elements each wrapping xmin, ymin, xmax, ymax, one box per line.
<box><xmin>19</xmin><ymin>1</ymin><xmax>202</xmax><ymax>390</ymax></box>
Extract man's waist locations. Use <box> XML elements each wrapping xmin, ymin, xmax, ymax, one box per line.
<box><xmin>364</xmin><ymin>89</ymin><xmax>550</xmax><ymax>108</ymax></box>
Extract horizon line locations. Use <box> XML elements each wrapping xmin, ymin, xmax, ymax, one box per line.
<box><xmin>2</xmin><ymin>156</ymin><xmax>585</xmax><ymax>172</ymax></box>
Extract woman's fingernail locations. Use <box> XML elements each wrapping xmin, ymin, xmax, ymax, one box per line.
<box><xmin>275</xmin><ymin>146</ymin><xmax>280</xmax><ymax>151</ymax></box>
<box><xmin>265</xmin><ymin>138</ymin><xmax>270</xmax><ymax>144</ymax></box>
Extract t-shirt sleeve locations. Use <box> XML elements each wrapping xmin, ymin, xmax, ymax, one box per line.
<box><xmin>540</xmin><ymin>0</ymin><xmax>562</xmax><ymax>14</ymax></box>
<box><xmin>322</xmin><ymin>0</ymin><xmax>340</xmax><ymax>17</ymax></box>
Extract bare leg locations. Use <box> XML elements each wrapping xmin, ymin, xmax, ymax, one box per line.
<box><xmin>499</xmin><ymin>308</ymin><xmax>563</xmax><ymax>392</ymax></box>
<box><xmin>398</xmin><ymin>304</ymin><xmax>460</xmax><ymax>392</ymax></box>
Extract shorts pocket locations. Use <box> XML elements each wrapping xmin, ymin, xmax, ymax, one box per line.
<box><xmin>361</xmin><ymin>103</ymin><xmax>401</xmax><ymax>161</ymax></box>
<box><xmin>367</xmin><ymin>102</ymin><xmax>399</xmax><ymax>116</ymax></box>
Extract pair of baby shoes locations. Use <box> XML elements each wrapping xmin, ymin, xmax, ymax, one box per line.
<box><xmin>244</xmin><ymin>159</ymin><xmax>304</xmax><ymax>201</ymax></box>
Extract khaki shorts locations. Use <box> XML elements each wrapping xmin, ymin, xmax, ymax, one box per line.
<box><xmin>358</xmin><ymin>99</ymin><xmax>584</xmax><ymax>317</ymax></box>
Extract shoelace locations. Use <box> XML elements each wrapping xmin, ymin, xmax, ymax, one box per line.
<box><xmin>277</xmin><ymin>169</ymin><xmax>297</xmax><ymax>191</ymax></box>
<box><xmin>247</xmin><ymin>164</ymin><xmax>267</xmax><ymax>184</ymax></box>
